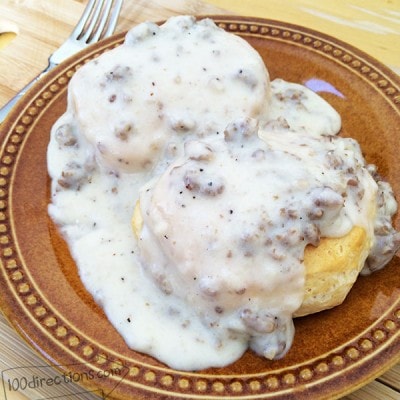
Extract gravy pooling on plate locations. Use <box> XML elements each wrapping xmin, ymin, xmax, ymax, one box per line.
<box><xmin>47</xmin><ymin>16</ymin><xmax>400</xmax><ymax>371</ymax></box>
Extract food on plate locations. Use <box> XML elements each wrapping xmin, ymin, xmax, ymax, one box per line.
<box><xmin>65</xmin><ymin>15</ymin><xmax>269</xmax><ymax>173</ymax></box>
<box><xmin>47</xmin><ymin>16</ymin><xmax>400</xmax><ymax>371</ymax></box>
<box><xmin>295</xmin><ymin>226</ymin><xmax>368</xmax><ymax>317</ymax></box>
<box><xmin>132</xmin><ymin>209</ymin><xmax>370</xmax><ymax>319</ymax></box>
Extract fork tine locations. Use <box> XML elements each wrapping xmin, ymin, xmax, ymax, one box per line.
<box><xmin>89</xmin><ymin>0</ymin><xmax>113</xmax><ymax>43</ymax></box>
<box><xmin>0</xmin><ymin>0</ymin><xmax>123</xmax><ymax>124</ymax></box>
<box><xmin>103</xmin><ymin>0</ymin><xmax>123</xmax><ymax>38</ymax></box>
<box><xmin>80</xmin><ymin>0</ymin><xmax>105</xmax><ymax>43</ymax></box>
<box><xmin>70</xmin><ymin>0</ymin><xmax>97</xmax><ymax>40</ymax></box>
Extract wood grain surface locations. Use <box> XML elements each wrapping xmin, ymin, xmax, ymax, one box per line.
<box><xmin>0</xmin><ymin>1</ymin><xmax>399</xmax><ymax>399</ymax></box>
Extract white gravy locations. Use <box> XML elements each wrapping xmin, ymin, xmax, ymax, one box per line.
<box><xmin>47</xmin><ymin>16</ymin><xmax>399</xmax><ymax>371</ymax></box>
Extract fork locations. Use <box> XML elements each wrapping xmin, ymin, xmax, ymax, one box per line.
<box><xmin>0</xmin><ymin>0</ymin><xmax>123</xmax><ymax>124</ymax></box>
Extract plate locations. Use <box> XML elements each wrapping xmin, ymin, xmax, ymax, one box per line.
<box><xmin>0</xmin><ymin>16</ymin><xmax>399</xmax><ymax>400</ymax></box>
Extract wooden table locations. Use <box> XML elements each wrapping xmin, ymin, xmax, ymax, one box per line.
<box><xmin>0</xmin><ymin>1</ymin><xmax>399</xmax><ymax>399</ymax></box>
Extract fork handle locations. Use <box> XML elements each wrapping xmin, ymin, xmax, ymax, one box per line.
<box><xmin>0</xmin><ymin>62</ymin><xmax>56</xmax><ymax>124</ymax></box>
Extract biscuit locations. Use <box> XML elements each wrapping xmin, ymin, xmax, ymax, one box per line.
<box><xmin>294</xmin><ymin>226</ymin><xmax>369</xmax><ymax>317</ymax></box>
<box><xmin>132</xmin><ymin>201</ymin><xmax>370</xmax><ymax>318</ymax></box>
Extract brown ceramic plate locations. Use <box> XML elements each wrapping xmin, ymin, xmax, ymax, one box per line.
<box><xmin>0</xmin><ymin>16</ymin><xmax>399</xmax><ymax>400</ymax></box>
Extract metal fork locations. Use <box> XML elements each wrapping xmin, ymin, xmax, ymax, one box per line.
<box><xmin>0</xmin><ymin>0</ymin><xmax>123</xmax><ymax>124</ymax></box>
